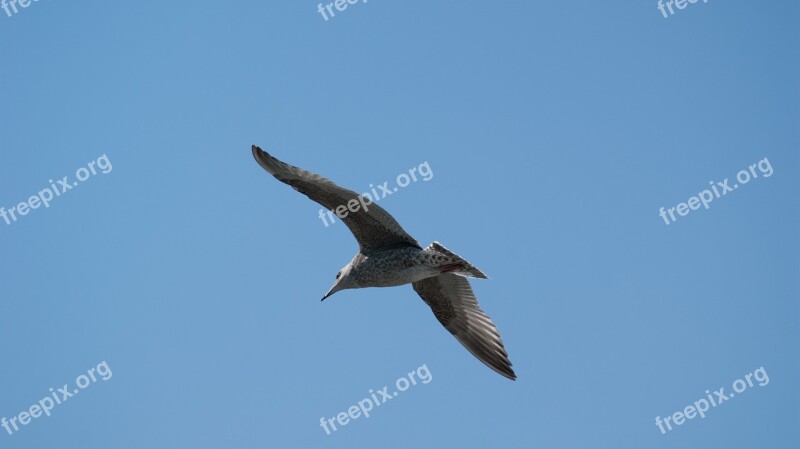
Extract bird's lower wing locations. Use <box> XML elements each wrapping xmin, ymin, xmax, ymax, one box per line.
<box><xmin>252</xmin><ymin>146</ymin><xmax>420</xmax><ymax>250</ymax></box>
<box><xmin>412</xmin><ymin>274</ymin><xmax>516</xmax><ymax>380</ymax></box>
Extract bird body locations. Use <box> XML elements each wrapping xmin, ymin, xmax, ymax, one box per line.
<box><xmin>252</xmin><ymin>146</ymin><xmax>516</xmax><ymax>380</ymax></box>
<box><xmin>337</xmin><ymin>242</ymin><xmax>488</xmax><ymax>289</ymax></box>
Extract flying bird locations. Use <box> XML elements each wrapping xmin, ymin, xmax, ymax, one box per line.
<box><xmin>252</xmin><ymin>146</ymin><xmax>516</xmax><ymax>380</ymax></box>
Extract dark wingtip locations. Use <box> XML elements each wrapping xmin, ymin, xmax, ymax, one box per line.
<box><xmin>252</xmin><ymin>145</ymin><xmax>276</xmax><ymax>173</ymax></box>
<box><xmin>495</xmin><ymin>363</ymin><xmax>516</xmax><ymax>381</ymax></box>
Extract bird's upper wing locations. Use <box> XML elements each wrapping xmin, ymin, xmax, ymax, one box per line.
<box><xmin>412</xmin><ymin>273</ymin><xmax>516</xmax><ymax>380</ymax></box>
<box><xmin>252</xmin><ymin>146</ymin><xmax>420</xmax><ymax>251</ymax></box>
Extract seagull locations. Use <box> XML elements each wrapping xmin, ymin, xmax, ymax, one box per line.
<box><xmin>252</xmin><ymin>145</ymin><xmax>516</xmax><ymax>380</ymax></box>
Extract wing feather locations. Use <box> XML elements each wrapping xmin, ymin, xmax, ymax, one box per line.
<box><xmin>252</xmin><ymin>146</ymin><xmax>420</xmax><ymax>251</ymax></box>
<box><xmin>412</xmin><ymin>274</ymin><xmax>516</xmax><ymax>380</ymax></box>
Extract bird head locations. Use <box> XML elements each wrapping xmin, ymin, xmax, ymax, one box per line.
<box><xmin>321</xmin><ymin>262</ymin><xmax>356</xmax><ymax>301</ymax></box>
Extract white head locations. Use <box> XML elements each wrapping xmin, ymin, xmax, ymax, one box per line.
<box><xmin>321</xmin><ymin>259</ymin><xmax>359</xmax><ymax>301</ymax></box>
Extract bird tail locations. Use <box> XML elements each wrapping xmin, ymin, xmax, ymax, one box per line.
<box><xmin>428</xmin><ymin>242</ymin><xmax>489</xmax><ymax>279</ymax></box>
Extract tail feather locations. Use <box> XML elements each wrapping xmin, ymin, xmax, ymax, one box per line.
<box><xmin>429</xmin><ymin>242</ymin><xmax>488</xmax><ymax>279</ymax></box>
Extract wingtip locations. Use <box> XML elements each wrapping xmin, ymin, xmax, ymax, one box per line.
<box><xmin>251</xmin><ymin>145</ymin><xmax>275</xmax><ymax>170</ymax></box>
<box><xmin>494</xmin><ymin>363</ymin><xmax>516</xmax><ymax>381</ymax></box>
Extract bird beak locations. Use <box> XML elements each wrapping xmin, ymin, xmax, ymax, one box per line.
<box><xmin>321</xmin><ymin>283</ymin><xmax>338</xmax><ymax>301</ymax></box>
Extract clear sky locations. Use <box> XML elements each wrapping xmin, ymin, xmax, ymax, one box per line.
<box><xmin>1</xmin><ymin>1</ymin><xmax>798</xmax><ymax>448</ymax></box>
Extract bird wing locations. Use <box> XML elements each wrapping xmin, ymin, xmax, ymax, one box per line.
<box><xmin>412</xmin><ymin>273</ymin><xmax>516</xmax><ymax>380</ymax></box>
<box><xmin>252</xmin><ymin>146</ymin><xmax>420</xmax><ymax>251</ymax></box>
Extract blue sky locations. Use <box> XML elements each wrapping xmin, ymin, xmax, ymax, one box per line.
<box><xmin>1</xmin><ymin>1</ymin><xmax>798</xmax><ymax>448</ymax></box>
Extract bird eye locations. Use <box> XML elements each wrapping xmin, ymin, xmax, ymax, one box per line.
<box><xmin>336</xmin><ymin>272</ymin><xmax>341</xmax><ymax>280</ymax></box>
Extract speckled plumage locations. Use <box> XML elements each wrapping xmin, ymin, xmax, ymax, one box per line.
<box><xmin>347</xmin><ymin>244</ymin><xmax>488</xmax><ymax>288</ymax></box>
<box><xmin>252</xmin><ymin>146</ymin><xmax>515</xmax><ymax>380</ymax></box>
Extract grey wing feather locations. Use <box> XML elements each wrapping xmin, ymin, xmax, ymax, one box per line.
<box><xmin>252</xmin><ymin>146</ymin><xmax>420</xmax><ymax>251</ymax></box>
<box><xmin>412</xmin><ymin>273</ymin><xmax>516</xmax><ymax>380</ymax></box>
